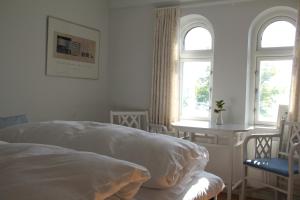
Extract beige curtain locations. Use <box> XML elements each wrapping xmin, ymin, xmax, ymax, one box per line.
<box><xmin>289</xmin><ymin>4</ymin><xmax>300</xmax><ymax>195</ymax></box>
<box><xmin>150</xmin><ymin>7</ymin><xmax>180</xmax><ymax>128</ymax></box>
<box><xmin>289</xmin><ymin>4</ymin><xmax>300</xmax><ymax>122</ymax></box>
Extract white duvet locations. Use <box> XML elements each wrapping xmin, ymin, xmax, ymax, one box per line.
<box><xmin>0</xmin><ymin>121</ymin><xmax>209</xmax><ymax>189</ymax></box>
<box><xmin>0</xmin><ymin>141</ymin><xmax>150</xmax><ymax>200</ymax></box>
<box><xmin>134</xmin><ymin>170</ymin><xmax>224</xmax><ymax>200</ymax></box>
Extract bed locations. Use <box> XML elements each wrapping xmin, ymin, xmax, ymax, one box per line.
<box><xmin>0</xmin><ymin>117</ymin><xmax>224</xmax><ymax>200</ymax></box>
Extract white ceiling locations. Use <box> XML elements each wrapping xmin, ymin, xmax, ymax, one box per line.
<box><xmin>109</xmin><ymin>0</ymin><xmax>257</xmax><ymax>8</ymax></box>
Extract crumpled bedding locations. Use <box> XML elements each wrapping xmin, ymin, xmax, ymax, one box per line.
<box><xmin>0</xmin><ymin>141</ymin><xmax>150</xmax><ymax>200</ymax></box>
<box><xmin>0</xmin><ymin>121</ymin><xmax>209</xmax><ymax>189</ymax></box>
<box><xmin>134</xmin><ymin>170</ymin><xmax>224</xmax><ymax>200</ymax></box>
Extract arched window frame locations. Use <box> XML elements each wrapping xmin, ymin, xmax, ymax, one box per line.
<box><xmin>257</xmin><ymin>16</ymin><xmax>296</xmax><ymax>50</ymax></box>
<box><xmin>180</xmin><ymin>15</ymin><xmax>214</xmax><ymax>59</ymax></box>
<box><xmin>247</xmin><ymin>6</ymin><xmax>297</xmax><ymax>126</ymax></box>
<box><xmin>179</xmin><ymin>14</ymin><xmax>214</xmax><ymax>121</ymax></box>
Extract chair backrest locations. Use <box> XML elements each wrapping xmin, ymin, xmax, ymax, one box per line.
<box><xmin>252</xmin><ymin>120</ymin><xmax>300</xmax><ymax>159</ymax></box>
<box><xmin>110</xmin><ymin>111</ymin><xmax>149</xmax><ymax>131</ymax></box>
<box><xmin>254</xmin><ymin>134</ymin><xmax>274</xmax><ymax>159</ymax></box>
<box><xmin>278</xmin><ymin>120</ymin><xmax>300</xmax><ymax>159</ymax></box>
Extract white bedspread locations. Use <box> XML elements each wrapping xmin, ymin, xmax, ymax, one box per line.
<box><xmin>0</xmin><ymin>142</ymin><xmax>150</xmax><ymax>200</ymax></box>
<box><xmin>0</xmin><ymin>121</ymin><xmax>209</xmax><ymax>189</ymax></box>
<box><xmin>134</xmin><ymin>171</ymin><xmax>224</xmax><ymax>200</ymax></box>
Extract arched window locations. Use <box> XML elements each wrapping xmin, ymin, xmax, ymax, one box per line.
<box><xmin>248</xmin><ymin>7</ymin><xmax>297</xmax><ymax>125</ymax></box>
<box><xmin>260</xmin><ymin>20</ymin><xmax>295</xmax><ymax>48</ymax></box>
<box><xmin>184</xmin><ymin>27</ymin><xmax>212</xmax><ymax>50</ymax></box>
<box><xmin>180</xmin><ymin>15</ymin><xmax>214</xmax><ymax>120</ymax></box>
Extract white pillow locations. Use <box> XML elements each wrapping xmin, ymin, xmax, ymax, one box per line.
<box><xmin>0</xmin><ymin>121</ymin><xmax>209</xmax><ymax>189</ymax></box>
<box><xmin>0</xmin><ymin>142</ymin><xmax>150</xmax><ymax>200</ymax></box>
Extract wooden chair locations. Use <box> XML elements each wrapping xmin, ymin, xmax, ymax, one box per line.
<box><xmin>110</xmin><ymin>111</ymin><xmax>168</xmax><ymax>133</ymax></box>
<box><xmin>241</xmin><ymin>120</ymin><xmax>300</xmax><ymax>200</ymax></box>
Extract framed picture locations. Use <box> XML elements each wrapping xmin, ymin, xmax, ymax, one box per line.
<box><xmin>46</xmin><ymin>16</ymin><xmax>100</xmax><ymax>79</ymax></box>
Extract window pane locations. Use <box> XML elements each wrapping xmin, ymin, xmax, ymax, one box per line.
<box><xmin>261</xmin><ymin>21</ymin><xmax>296</xmax><ymax>48</ymax></box>
<box><xmin>181</xmin><ymin>61</ymin><xmax>211</xmax><ymax>119</ymax></box>
<box><xmin>257</xmin><ymin>60</ymin><xmax>293</xmax><ymax>122</ymax></box>
<box><xmin>184</xmin><ymin>27</ymin><xmax>212</xmax><ymax>50</ymax></box>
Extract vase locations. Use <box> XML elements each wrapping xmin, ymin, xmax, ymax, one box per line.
<box><xmin>216</xmin><ymin>112</ymin><xmax>223</xmax><ymax>125</ymax></box>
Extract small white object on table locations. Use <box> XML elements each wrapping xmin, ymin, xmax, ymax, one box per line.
<box><xmin>171</xmin><ymin>120</ymin><xmax>252</xmax><ymax>200</ymax></box>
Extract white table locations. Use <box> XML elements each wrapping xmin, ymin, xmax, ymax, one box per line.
<box><xmin>171</xmin><ymin>121</ymin><xmax>252</xmax><ymax>200</ymax></box>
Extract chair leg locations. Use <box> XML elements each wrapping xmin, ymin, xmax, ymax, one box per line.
<box><xmin>274</xmin><ymin>176</ymin><xmax>279</xmax><ymax>200</ymax></box>
<box><xmin>287</xmin><ymin>176</ymin><xmax>293</xmax><ymax>200</ymax></box>
<box><xmin>274</xmin><ymin>191</ymin><xmax>278</xmax><ymax>200</ymax></box>
<box><xmin>240</xmin><ymin>165</ymin><xmax>247</xmax><ymax>200</ymax></box>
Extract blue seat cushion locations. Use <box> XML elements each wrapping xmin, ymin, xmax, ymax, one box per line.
<box><xmin>0</xmin><ymin>114</ymin><xmax>28</xmax><ymax>129</ymax></box>
<box><xmin>244</xmin><ymin>158</ymin><xmax>299</xmax><ymax>177</ymax></box>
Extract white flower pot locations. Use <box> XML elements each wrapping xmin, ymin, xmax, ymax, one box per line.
<box><xmin>216</xmin><ymin>112</ymin><xmax>223</xmax><ymax>125</ymax></box>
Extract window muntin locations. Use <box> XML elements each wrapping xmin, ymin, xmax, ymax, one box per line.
<box><xmin>184</xmin><ymin>27</ymin><xmax>212</xmax><ymax>50</ymax></box>
<box><xmin>260</xmin><ymin>21</ymin><xmax>296</xmax><ymax>48</ymax></box>
<box><xmin>255</xmin><ymin>59</ymin><xmax>293</xmax><ymax>123</ymax></box>
<box><xmin>181</xmin><ymin>61</ymin><xmax>211</xmax><ymax>119</ymax></box>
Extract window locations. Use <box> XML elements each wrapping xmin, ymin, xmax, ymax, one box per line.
<box><xmin>260</xmin><ymin>21</ymin><xmax>295</xmax><ymax>48</ymax></box>
<box><xmin>249</xmin><ymin>7</ymin><xmax>297</xmax><ymax>125</ymax></box>
<box><xmin>184</xmin><ymin>27</ymin><xmax>212</xmax><ymax>50</ymax></box>
<box><xmin>180</xmin><ymin>15</ymin><xmax>214</xmax><ymax>120</ymax></box>
<box><xmin>256</xmin><ymin>59</ymin><xmax>293</xmax><ymax>123</ymax></box>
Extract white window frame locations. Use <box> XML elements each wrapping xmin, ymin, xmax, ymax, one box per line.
<box><xmin>179</xmin><ymin>15</ymin><xmax>214</xmax><ymax>121</ymax></box>
<box><xmin>254</xmin><ymin>56</ymin><xmax>294</xmax><ymax>125</ymax></box>
<box><xmin>247</xmin><ymin>6</ymin><xmax>297</xmax><ymax>126</ymax></box>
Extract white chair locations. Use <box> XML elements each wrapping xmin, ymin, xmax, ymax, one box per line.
<box><xmin>110</xmin><ymin>110</ymin><xmax>168</xmax><ymax>133</ymax></box>
<box><xmin>241</xmin><ymin>120</ymin><xmax>300</xmax><ymax>200</ymax></box>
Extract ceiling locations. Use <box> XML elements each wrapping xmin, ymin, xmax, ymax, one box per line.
<box><xmin>109</xmin><ymin>0</ymin><xmax>257</xmax><ymax>8</ymax></box>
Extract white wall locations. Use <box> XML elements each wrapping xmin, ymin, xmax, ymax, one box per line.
<box><xmin>1</xmin><ymin>0</ymin><xmax>296</xmax><ymax>123</ymax></box>
<box><xmin>0</xmin><ymin>0</ymin><xmax>110</xmax><ymax>122</ymax></box>
<box><xmin>109</xmin><ymin>6</ymin><xmax>155</xmax><ymax>110</ymax></box>
<box><xmin>109</xmin><ymin>0</ymin><xmax>297</xmax><ymax>124</ymax></box>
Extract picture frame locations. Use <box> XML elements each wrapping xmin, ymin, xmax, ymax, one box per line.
<box><xmin>46</xmin><ymin>16</ymin><xmax>100</xmax><ymax>79</ymax></box>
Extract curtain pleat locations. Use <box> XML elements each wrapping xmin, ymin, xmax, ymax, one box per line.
<box><xmin>288</xmin><ymin>3</ymin><xmax>300</xmax><ymax>195</ymax></box>
<box><xmin>289</xmin><ymin>4</ymin><xmax>300</xmax><ymax>122</ymax></box>
<box><xmin>150</xmin><ymin>7</ymin><xmax>180</xmax><ymax>128</ymax></box>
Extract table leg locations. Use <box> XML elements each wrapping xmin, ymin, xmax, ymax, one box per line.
<box><xmin>227</xmin><ymin>133</ymin><xmax>234</xmax><ymax>200</ymax></box>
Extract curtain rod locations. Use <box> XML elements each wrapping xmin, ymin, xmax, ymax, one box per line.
<box><xmin>156</xmin><ymin>0</ymin><xmax>258</xmax><ymax>9</ymax></box>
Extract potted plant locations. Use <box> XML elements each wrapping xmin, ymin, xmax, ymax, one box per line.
<box><xmin>214</xmin><ymin>100</ymin><xmax>226</xmax><ymax>125</ymax></box>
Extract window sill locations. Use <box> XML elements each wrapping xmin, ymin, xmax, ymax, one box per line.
<box><xmin>251</xmin><ymin>124</ymin><xmax>278</xmax><ymax>134</ymax></box>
